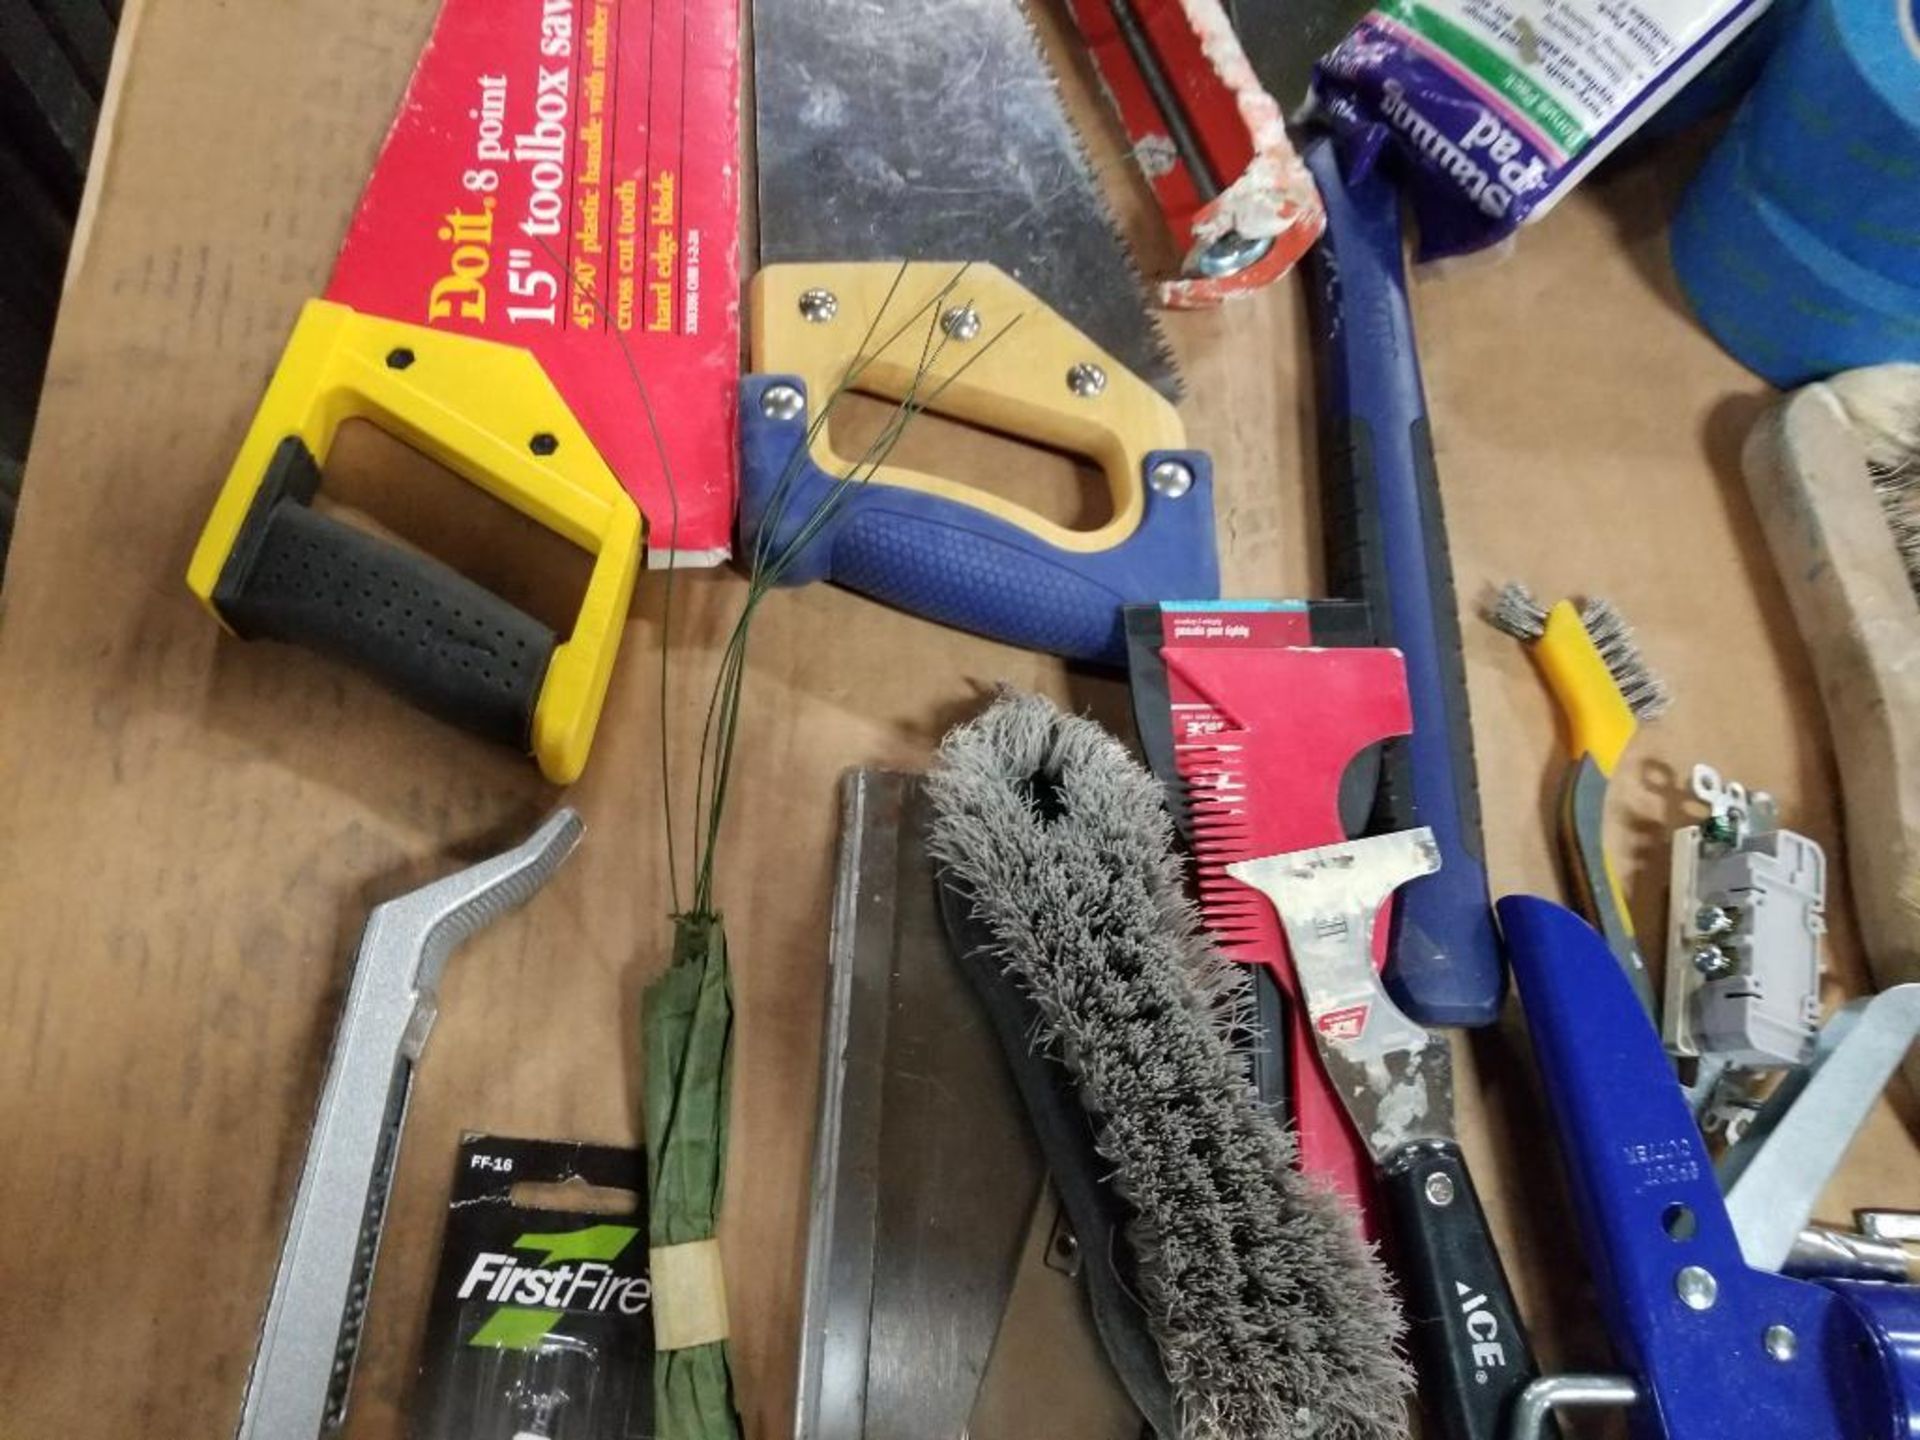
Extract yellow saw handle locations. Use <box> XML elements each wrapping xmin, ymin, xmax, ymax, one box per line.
<box><xmin>187</xmin><ymin>299</ymin><xmax>641</xmax><ymax>784</ymax></box>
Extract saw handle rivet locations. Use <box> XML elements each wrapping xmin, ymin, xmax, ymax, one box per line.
<box><xmin>1148</xmin><ymin>459</ymin><xmax>1194</xmax><ymax>499</ymax></box>
<box><xmin>1763</xmin><ymin>1324</ymin><xmax>1798</xmax><ymax>1362</ymax></box>
<box><xmin>385</xmin><ymin>347</ymin><xmax>415</xmax><ymax>370</ymax></box>
<box><xmin>760</xmin><ymin>384</ymin><xmax>806</xmax><ymax>423</ymax></box>
<box><xmin>798</xmin><ymin>287</ymin><xmax>839</xmax><ymax>323</ymax></box>
<box><xmin>1065</xmin><ymin>361</ymin><xmax>1107</xmax><ymax>397</ymax></box>
<box><xmin>1662</xmin><ymin>1202</ymin><xmax>1698</xmax><ymax>1241</ymax></box>
<box><xmin>940</xmin><ymin>305</ymin><xmax>982</xmax><ymax>342</ymax></box>
<box><xmin>1422</xmin><ymin>1171</ymin><xmax>1456</xmax><ymax>1207</ymax></box>
<box><xmin>1675</xmin><ymin>1265</ymin><xmax>1719</xmax><ymax>1311</ymax></box>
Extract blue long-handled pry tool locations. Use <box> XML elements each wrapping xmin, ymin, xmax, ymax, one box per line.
<box><xmin>1303</xmin><ymin>134</ymin><xmax>1503</xmax><ymax>1027</ymax></box>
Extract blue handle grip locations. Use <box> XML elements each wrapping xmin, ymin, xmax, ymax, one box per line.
<box><xmin>1500</xmin><ymin>897</ymin><xmax>1913</xmax><ymax>1440</ymax></box>
<box><xmin>1305</xmin><ymin>136</ymin><xmax>1501</xmax><ymax>1028</ymax></box>
<box><xmin>737</xmin><ymin>376</ymin><xmax>1221</xmax><ymax>666</ymax></box>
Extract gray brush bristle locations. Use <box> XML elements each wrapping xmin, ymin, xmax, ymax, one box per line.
<box><xmin>1491</xmin><ymin>581</ymin><xmax>1673</xmax><ymax>722</ymax></box>
<box><xmin>926</xmin><ymin>692</ymin><xmax>1413</xmax><ymax>1440</ymax></box>
<box><xmin>1485</xmin><ymin>581</ymin><xmax>1549</xmax><ymax>640</ymax></box>
<box><xmin>1578</xmin><ymin>597</ymin><xmax>1673</xmax><ymax>722</ymax></box>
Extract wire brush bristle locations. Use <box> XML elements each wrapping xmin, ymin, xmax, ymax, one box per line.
<box><xmin>926</xmin><ymin>691</ymin><xmax>1412</xmax><ymax>1440</ymax></box>
<box><xmin>1829</xmin><ymin>363</ymin><xmax>1920</xmax><ymax>606</ymax></box>
<box><xmin>1577</xmin><ymin>597</ymin><xmax>1673</xmax><ymax>722</ymax></box>
<box><xmin>1485</xmin><ymin>581</ymin><xmax>1549</xmax><ymax>640</ymax></box>
<box><xmin>1489</xmin><ymin>581</ymin><xmax>1672</xmax><ymax>722</ymax></box>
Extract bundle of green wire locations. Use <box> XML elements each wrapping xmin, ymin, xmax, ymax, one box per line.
<box><xmin>636</xmin><ymin>265</ymin><xmax>1021</xmax><ymax>1439</ymax></box>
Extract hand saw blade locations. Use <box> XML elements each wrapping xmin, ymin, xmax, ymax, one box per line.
<box><xmin>797</xmin><ymin>769</ymin><xmax>1045</xmax><ymax>1440</ymax></box>
<box><xmin>752</xmin><ymin>0</ymin><xmax>1181</xmax><ymax>399</ymax></box>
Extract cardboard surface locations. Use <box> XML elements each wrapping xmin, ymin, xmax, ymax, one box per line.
<box><xmin>0</xmin><ymin>3</ymin><xmax>1913</xmax><ymax>1438</ymax></box>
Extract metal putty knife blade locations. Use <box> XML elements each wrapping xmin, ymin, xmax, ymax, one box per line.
<box><xmin>752</xmin><ymin>0</ymin><xmax>1180</xmax><ymax>399</ymax></box>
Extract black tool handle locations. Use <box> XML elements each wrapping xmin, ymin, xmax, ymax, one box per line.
<box><xmin>213</xmin><ymin>437</ymin><xmax>556</xmax><ymax>751</ymax></box>
<box><xmin>1380</xmin><ymin>1140</ymin><xmax>1552</xmax><ymax>1440</ymax></box>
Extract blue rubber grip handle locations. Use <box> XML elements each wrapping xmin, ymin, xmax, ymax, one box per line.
<box><xmin>1499</xmin><ymin>897</ymin><xmax>1909</xmax><ymax>1440</ymax></box>
<box><xmin>1305</xmin><ymin>136</ymin><xmax>1502</xmax><ymax>1028</ymax></box>
<box><xmin>737</xmin><ymin>376</ymin><xmax>1221</xmax><ymax>666</ymax></box>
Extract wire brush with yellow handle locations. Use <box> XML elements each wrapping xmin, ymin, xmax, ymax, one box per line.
<box><xmin>1488</xmin><ymin>586</ymin><xmax>1672</xmax><ymax>1017</ymax></box>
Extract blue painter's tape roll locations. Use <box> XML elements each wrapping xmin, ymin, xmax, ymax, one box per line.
<box><xmin>1743</xmin><ymin>0</ymin><xmax>1920</xmax><ymax>279</ymax></box>
<box><xmin>1672</xmin><ymin>111</ymin><xmax>1920</xmax><ymax>387</ymax></box>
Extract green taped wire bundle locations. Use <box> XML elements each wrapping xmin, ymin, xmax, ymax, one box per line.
<box><xmin>643</xmin><ymin>914</ymin><xmax>737</xmax><ymax>1438</ymax></box>
<box><xmin>639</xmin><ymin>265</ymin><xmax>1019</xmax><ymax>1438</ymax></box>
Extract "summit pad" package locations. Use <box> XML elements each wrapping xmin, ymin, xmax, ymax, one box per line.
<box><xmin>1312</xmin><ymin>0</ymin><xmax>1768</xmax><ymax>257</ymax></box>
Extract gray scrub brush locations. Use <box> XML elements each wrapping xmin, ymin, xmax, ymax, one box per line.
<box><xmin>925</xmin><ymin>689</ymin><xmax>1412</xmax><ymax>1440</ymax></box>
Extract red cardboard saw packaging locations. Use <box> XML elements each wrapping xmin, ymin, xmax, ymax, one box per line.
<box><xmin>334</xmin><ymin>0</ymin><xmax>740</xmax><ymax>561</ymax></box>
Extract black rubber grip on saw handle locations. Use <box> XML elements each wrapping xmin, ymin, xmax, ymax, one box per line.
<box><xmin>1379</xmin><ymin>1140</ymin><xmax>1556</xmax><ymax>1440</ymax></box>
<box><xmin>212</xmin><ymin>437</ymin><xmax>556</xmax><ymax>751</ymax></box>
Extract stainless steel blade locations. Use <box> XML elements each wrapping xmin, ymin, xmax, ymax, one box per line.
<box><xmin>797</xmin><ymin>770</ymin><xmax>1045</xmax><ymax>1440</ymax></box>
<box><xmin>1719</xmin><ymin>982</ymin><xmax>1920</xmax><ymax>1271</ymax></box>
<box><xmin>237</xmin><ymin>809</ymin><xmax>584</xmax><ymax>1440</ymax></box>
<box><xmin>1227</xmin><ymin>829</ymin><xmax>1454</xmax><ymax>1158</ymax></box>
<box><xmin>752</xmin><ymin>0</ymin><xmax>1180</xmax><ymax>398</ymax></box>
<box><xmin>965</xmin><ymin>1189</ymin><xmax>1143</xmax><ymax>1440</ymax></box>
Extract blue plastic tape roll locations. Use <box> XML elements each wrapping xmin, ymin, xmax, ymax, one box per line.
<box><xmin>1672</xmin><ymin>111</ymin><xmax>1920</xmax><ymax>387</ymax></box>
<box><xmin>1743</xmin><ymin>0</ymin><xmax>1920</xmax><ymax>279</ymax></box>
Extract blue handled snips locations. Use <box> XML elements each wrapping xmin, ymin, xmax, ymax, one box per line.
<box><xmin>736</xmin><ymin>263</ymin><xmax>1220</xmax><ymax>667</ymax></box>
<box><xmin>1500</xmin><ymin>895</ymin><xmax>1920</xmax><ymax>1440</ymax></box>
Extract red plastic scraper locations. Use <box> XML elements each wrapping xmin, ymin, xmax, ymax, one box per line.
<box><xmin>1172</xmin><ymin>637</ymin><xmax>1411</xmax><ymax>1230</ymax></box>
